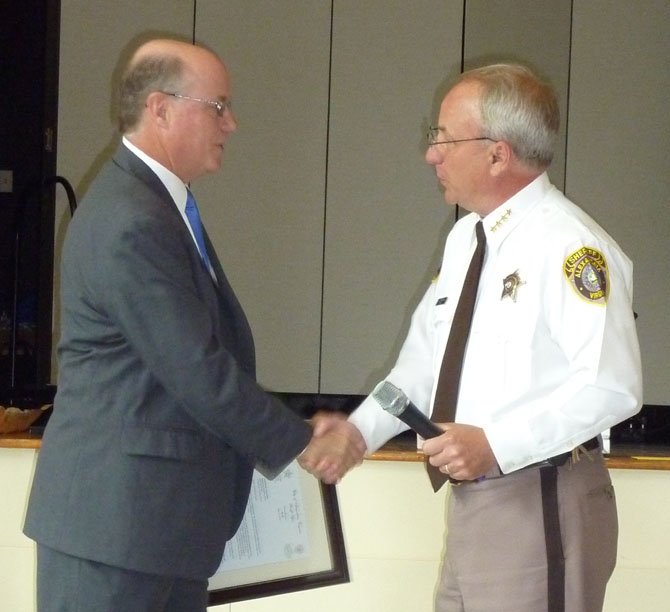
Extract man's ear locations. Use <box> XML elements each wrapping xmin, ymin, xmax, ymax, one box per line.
<box><xmin>489</xmin><ymin>140</ymin><xmax>513</xmax><ymax>176</ymax></box>
<box><xmin>144</xmin><ymin>91</ymin><xmax>170</xmax><ymax>126</ymax></box>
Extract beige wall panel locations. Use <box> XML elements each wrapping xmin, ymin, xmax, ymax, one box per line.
<box><xmin>605</xmin><ymin>469</ymin><xmax>670</xmax><ymax>610</ymax></box>
<box><xmin>0</xmin><ymin>548</ymin><xmax>36</xmax><ymax>612</ymax></box>
<box><xmin>53</xmin><ymin>0</ymin><xmax>194</xmax><ymax>378</ymax></box>
<box><xmin>3</xmin><ymin>452</ymin><xmax>670</xmax><ymax>612</ymax></box>
<box><xmin>463</xmin><ymin>0</ymin><xmax>572</xmax><ymax>189</ymax></box>
<box><xmin>0</xmin><ymin>448</ymin><xmax>38</xmax><ymax>612</ymax></box>
<box><xmin>225</xmin><ymin>558</ymin><xmax>442</xmax><ymax>612</ymax></box>
<box><xmin>567</xmin><ymin>0</ymin><xmax>670</xmax><ymax>404</ymax></box>
<box><xmin>194</xmin><ymin>1</ymin><xmax>331</xmax><ymax>392</ymax></box>
<box><xmin>321</xmin><ymin>0</ymin><xmax>464</xmax><ymax>394</ymax></box>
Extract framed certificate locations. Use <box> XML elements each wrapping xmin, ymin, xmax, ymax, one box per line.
<box><xmin>207</xmin><ymin>460</ymin><xmax>349</xmax><ymax>605</ymax></box>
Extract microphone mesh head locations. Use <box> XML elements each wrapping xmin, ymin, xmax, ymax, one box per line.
<box><xmin>371</xmin><ymin>380</ymin><xmax>408</xmax><ymax>416</ymax></box>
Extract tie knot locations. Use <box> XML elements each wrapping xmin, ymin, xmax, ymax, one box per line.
<box><xmin>475</xmin><ymin>220</ymin><xmax>486</xmax><ymax>246</ymax></box>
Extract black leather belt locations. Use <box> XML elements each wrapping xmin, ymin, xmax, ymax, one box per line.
<box><xmin>449</xmin><ymin>437</ymin><xmax>601</xmax><ymax>485</ymax></box>
<box><xmin>526</xmin><ymin>436</ymin><xmax>600</xmax><ymax>470</ymax></box>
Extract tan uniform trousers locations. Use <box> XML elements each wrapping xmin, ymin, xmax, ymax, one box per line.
<box><xmin>435</xmin><ymin>451</ymin><xmax>616</xmax><ymax>612</ymax></box>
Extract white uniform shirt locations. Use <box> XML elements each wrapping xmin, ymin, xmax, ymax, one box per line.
<box><xmin>349</xmin><ymin>173</ymin><xmax>643</xmax><ymax>473</ymax></box>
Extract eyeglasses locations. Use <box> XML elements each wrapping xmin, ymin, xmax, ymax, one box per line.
<box><xmin>427</xmin><ymin>126</ymin><xmax>494</xmax><ymax>147</ymax></box>
<box><xmin>163</xmin><ymin>92</ymin><xmax>232</xmax><ymax>117</ymax></box>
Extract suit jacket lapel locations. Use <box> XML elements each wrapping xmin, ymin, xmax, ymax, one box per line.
<box><xmin>203</xmin><ymin>228</ymin><xmax>257</xmax><ymax>377</ymax></box>
<box><xmin>113</xmin><ymin>144</ymin><xmax>257</xmax><ymax>377</ymax></box>
<box><xmin>113</xmin><ymin>145</ymin><xmax>174</xmax><ymax>205</ymax></box>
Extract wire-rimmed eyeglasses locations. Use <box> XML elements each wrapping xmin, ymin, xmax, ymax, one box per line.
<box><xmin>162</xmin><ymin>92</ymin><xmax>232</xmax><ymax>117</ymax></box>
<box><xmin>427</xmin><ymin>126</ymin><xmax>494</xmax><ymax>146</ymax></box>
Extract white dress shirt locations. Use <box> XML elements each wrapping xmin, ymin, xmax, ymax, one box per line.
<box><xmin>349</xmin><ymin>173</ymin><xmax>642</xmax><ymax>473</ymax></box>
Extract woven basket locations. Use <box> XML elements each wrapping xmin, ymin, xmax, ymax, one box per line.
<box><xmin>0</xmin><ymin>405</ymin><xmax>50</xmax><ymax>434</ymax></box>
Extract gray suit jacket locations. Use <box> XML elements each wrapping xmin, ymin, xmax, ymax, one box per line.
<box><xmin>24</xmin><ymin>145</ymin><xmax>312</xmax><ymax>580</ymax></box>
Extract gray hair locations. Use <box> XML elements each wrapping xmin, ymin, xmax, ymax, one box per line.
<box><xmin>117</xmin><ymin>53</ymin><xmax>184</xmax><ymax>133</ymax></box>
<box><xmin>460</xmin><ymin>64</ymin><xmax>559</xmax><ymax>169</ymax></box>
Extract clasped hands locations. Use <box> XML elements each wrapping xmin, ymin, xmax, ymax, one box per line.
<box><xmin>297</xmin><ymin>411</ymin><xmax>366</xmax><ymax>484</ymax></box>
<box><xmin>296</xmin><ymin>415</ymin><xmax>498</xmax><ymax>484</ymax></box>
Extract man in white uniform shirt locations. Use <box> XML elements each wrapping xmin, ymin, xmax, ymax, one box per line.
<box><xmin>331</xmin><ymin>64</ymin><xmax>643</xmax><ymax>612</ymax></box>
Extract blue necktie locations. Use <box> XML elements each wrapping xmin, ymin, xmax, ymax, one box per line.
<box><xmin>185</xmin><ymin>190</ymin><xmax>212</xmax><ymax>271</ymax></box>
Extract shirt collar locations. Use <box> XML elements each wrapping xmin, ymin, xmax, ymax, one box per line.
<box><xmin>122</xmin><ymin>137</ymin><xmax>189</xmax><ymax>212</ymax></box>
<box><xmin>481</xmin><ymin>173</ymin><xmax>551</xmax><ymax>248</ymax></box>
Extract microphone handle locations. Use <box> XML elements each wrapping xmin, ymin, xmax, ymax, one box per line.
<box><xmin>397</xmin><ymin>403</ymin><xmax>443</xmax><ymax>439</ymax></box>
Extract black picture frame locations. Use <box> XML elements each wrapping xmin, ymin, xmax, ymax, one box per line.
<box><xmin>207</xmin><ymin>464</ymin><xmax>349</xmax><ymax>605</ymax></box>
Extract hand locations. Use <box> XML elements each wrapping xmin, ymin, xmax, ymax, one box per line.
<box><xmin>298</xmin><ymin>414</ymin><xmax>366</xmax><ymax>484</ymax></box>
<box><xmin>421</xmin><ymin>423</ymin><xmax>496</xmax><ymax>481</ymax></box>
<box><xmin>310</xmin><ymin>410</ymin><xmax>367</xmax><ymax>478</ymax></box>
<box><xmin>310</xmin><ymin>409</ymin><xmax>347</xmax><ymax>436</ymax></box>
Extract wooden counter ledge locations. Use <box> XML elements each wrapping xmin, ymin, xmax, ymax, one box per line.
<box><xmin>368</xmin><ymin>433</ymin><xmax>670</xmax><ymax>471</ymax></box>
<box><xmin>2</xmin><ymin>430</ymin><xmax>669</xmax><ymax>470</ymax></box>
<box><xmin>0</xmin><ymin>431</ymin><xmax>43</xmax><ymax>449</ymax></box>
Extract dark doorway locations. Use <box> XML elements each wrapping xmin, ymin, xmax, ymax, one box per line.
<box><xmin>0</xmin><ymin>0</ymin><xmax>61</xmax><ymax>405</ymax></box>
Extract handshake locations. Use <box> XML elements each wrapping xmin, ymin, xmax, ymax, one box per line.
<box><xmin>297</xmin><ymin>412</ymin><xmax>367</xmax><ymax>485</ymax></box>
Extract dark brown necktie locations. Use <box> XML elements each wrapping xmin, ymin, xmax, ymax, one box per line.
<box><xmin>427</xmin><ymin>220</ymin><xmax>487</xmax><ymax>491</ymax></box>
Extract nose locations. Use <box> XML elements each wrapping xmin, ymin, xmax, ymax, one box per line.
<box><xmin>221</xmin><ymin>108</ymin><xmax>237</xmax><ymax>132</ymax></box>
<box><xmin>425</xmin><ymin>144</ymin><xmax>442</xmax><ymax>166</ymax></box>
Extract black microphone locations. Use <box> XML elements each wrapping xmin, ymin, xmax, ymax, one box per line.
<box><xmin>372</xmin><ymin>380</ymin><xmax>443</xmax><ymax>439</ymax></box>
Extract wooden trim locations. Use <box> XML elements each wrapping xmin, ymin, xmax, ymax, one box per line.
<box><xmin>3</xmin><ymin>431</ymin><xmax>670</xmax><ymax>471</ymax></box>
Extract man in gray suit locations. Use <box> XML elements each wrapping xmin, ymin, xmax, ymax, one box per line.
<box><xmin>23</xmin><ymin>38</ymin><xmax>365</xmax><ymax>612</ymax></box>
